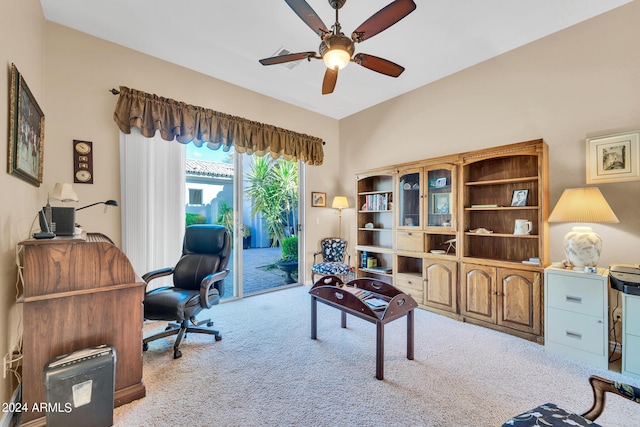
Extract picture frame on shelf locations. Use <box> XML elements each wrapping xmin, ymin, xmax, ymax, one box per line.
<box><xmin>432</xmin><ymin>193</ymin><xmax>451</xmax><ymax>214</ymax></box>
<box><xmin>311</xmin><ymin>191</ymin><xmax>326</xmax><ymax>207</ymax></box>
<box><xmin>7</xmin><ymin>63</ymin><xmax>45</xmax><ymax>187</ymax></box>
<box><xmin>586</xmin><ymin>131</ymin><xmax>640</xmax><ymax>183</ymax></box>
<box><xmin>511</xmin><ymin>189</ymin><xmax>528</xmax><ymax>206</ymax></box>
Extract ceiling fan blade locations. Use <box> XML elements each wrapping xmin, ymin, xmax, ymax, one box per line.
<box><xmin>259</xmin><ymin>51</ymin><xmax>317</xmax><ymax>66</ymax></box>
<box><xmin>353</xmin><ymin>53</ymin><xmax>405</xmax><ymax>77</ymax></box>
<box><xmin>322</xmin><ymin>68</ymin><xmax>338</xmax><ymax>95</ymax></box>
<box><xmin>351</xmin><ymin>0</ymin><xmax>416</xmax><ymax>43</ymax></box>
<box><xmin>285</xmin><ymin>0</ymin><xmax>329</xmax><ymax>37</ymax></box>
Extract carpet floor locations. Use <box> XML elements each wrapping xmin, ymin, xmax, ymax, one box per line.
<box><xmin>114</xmin><ymin>285</ymin><xmax>640</xmax><ymax>426</ymax></box>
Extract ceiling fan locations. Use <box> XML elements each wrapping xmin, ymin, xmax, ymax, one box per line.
<box><xmin>259</xmin><ymin>0</ymin><xmax>417</xmax><ymax>95</ymax></box>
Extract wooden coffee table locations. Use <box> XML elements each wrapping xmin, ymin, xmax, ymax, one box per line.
<box><xmin>310</xmin><ymin>276</ymin><xmax>417</xmax><ymax>380</ymax></box>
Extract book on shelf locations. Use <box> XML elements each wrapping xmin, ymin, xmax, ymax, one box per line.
<box><xmin>365</xmin><ymin>266</ymin><xmax>392</xmax><ymax>274</ymax></box>
<box><xmin>363</xmin><ymin>193</ymin><xmax>389</xmax><ymax>211</ymax></box>
<box><xmin>471</xmin><ymin>204</ymin><xmax>499</xmax><ymax>208</ymax></box>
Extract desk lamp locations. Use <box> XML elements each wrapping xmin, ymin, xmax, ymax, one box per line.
<box><xmin>76</xmin><ymin>200</ymin><xmax>119</xmax><ymax>212</ymax></box>
<box><xmin>332</xmin><ymin>196</ymin><xmax>349</xmax><ymax>238</ymax></box>
<box><xmin>548</xmin><ymin>187</ymin><xmax>619</xmax><ymax>268</ymax></box>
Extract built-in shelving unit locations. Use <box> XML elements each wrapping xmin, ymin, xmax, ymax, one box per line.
<box><xmin>355</xmin><ymin>140</ymin><xmax>548</xmax><ymax>342</ymax></box>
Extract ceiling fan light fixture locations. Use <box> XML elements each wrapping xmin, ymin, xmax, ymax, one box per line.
<box><xmin>319</xmin><ymin>34</ymin><xmax>354</xmax><ymax>70</ymax></box>
<box><xmin>323</xmin><ymin>48</ymin><xmax>351</xmax><ymax>70</ymax></box>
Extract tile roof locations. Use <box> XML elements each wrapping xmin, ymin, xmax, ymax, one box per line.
<box><xmin>186</xmin><ymin>159</ymin><xmax>234</xmax><ymax>178</ymax></box>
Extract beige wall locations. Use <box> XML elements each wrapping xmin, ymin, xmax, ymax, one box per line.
<box><xmin>340</xmin><ymin>1</ymin><xmax>640</xmax><ymax>270</ymax></box>
<box><xmin>0</xmin><ymin>0</ymin><xmax>46</xmax><ymax>405</ymax></box>
<box><xmin>2</xmin><ymin>0</ymin><xmax>639</xmax><ymax>407</ymax></box>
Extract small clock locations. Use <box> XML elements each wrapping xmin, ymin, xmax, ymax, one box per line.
<box><xmin>73</xmin><ymin>140</ymin><xmax>94</xmax><ymax>184</ymax></box>
<box><xmin>75</xmin><ymin>169</ymin><xmax>92</xmax><ymax>182</ymax></box>
<box><xmin>75</xmin><ymin>141</ymin><xmax>92</xmax><ymax>155</ymax></box>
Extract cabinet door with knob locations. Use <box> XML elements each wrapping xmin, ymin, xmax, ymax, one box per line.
<box><xmin>424</xmin><ymin>259</ymin><xmax>457</xmax><ymax>314</ymax></box>
<box><xmin>544</xmin><ymin>267</ymin><xmax>609</xmax><ymax>369</ymax></box>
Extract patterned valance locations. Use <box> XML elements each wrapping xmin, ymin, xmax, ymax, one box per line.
<box><xmin>113</xmin><ymin>86</ymin><xmax>324</xmax><ymax>165</ymax></box>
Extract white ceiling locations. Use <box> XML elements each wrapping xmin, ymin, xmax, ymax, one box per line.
<box><xmin>40</xmin><ymin>0</ymin><xmax>632</xmax><ymax>119</ymax></box>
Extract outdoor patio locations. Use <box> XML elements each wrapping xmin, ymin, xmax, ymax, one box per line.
<box><xmin>221</xmin><ymin>246</ymin><xmax>299</xmax><ymax>298</ymax></box>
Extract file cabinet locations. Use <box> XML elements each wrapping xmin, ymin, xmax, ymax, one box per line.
<box><xmin>544</xmin><ymin>267</ymin><xmax>609</xmax><ymax>369</ymax></box>
<box><xmin>622</xmin><ymin>292</ymin><xmax>640</xmax><ymax>379</ymax></box>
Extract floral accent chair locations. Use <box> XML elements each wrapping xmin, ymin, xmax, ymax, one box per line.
<box><xmin>502</xmin><ymin>375</ymin><xmax>640</xmax><ymax>427</ymax></box>
<box><xmin>311</xmin><ymin>238</ymin><xmax>351</xmax><ymax>284</ymax></box>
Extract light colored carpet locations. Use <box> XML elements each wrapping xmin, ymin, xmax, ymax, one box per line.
<box><xmin>114</xmin><ymin>285</ymin><xmax>640</xmax><ymax>426</ymax></box>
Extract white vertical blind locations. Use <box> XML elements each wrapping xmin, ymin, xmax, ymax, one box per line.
<box><xmin>119</xmin><ymin>128</ymin><xmax>186</xmax><ymax>284</ymax></box>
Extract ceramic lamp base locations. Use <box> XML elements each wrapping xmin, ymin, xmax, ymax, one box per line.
<box><xmin>563</xmin><ymin>226</ymin><xmax>602</xmax><ymax>268</ymax></box>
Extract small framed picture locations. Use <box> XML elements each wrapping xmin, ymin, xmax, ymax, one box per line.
<box><xmin>586</xmin><ymin>131</ymin><xmax>640</xmax><ymax>183</ymax></box>
<box><xmin>432</xmin><ymin>193</ymin><xmax>451</xmax><ymax>214</ymax></box>
<box><xmin>511</xmin><ymin>189</ymin><xmax>529</xmax><ymax>206</ymax></box>
<box><xmin>311</xmin><ymin>191</ymin><xmax>326</xmax><ymax>207</ymax></box>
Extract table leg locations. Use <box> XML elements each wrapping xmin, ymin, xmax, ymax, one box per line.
<box><xmin>407</xmin><ymin>309</ymin><xmax>414</xmax><ymax>360</ymax></box>
<box><xmin>376</xmin><ymin>321</ymin><xmax>384</xmax><ymax>380</ymax></box>
<box><xmin>341</xmin><ymin>311</ymin><xmax>347</xmax><ymax>328</ymax></box>
<box><xmin>311</xmin><ymin>296</ymin><xmax>317</xmax><ymax>339</ymax></box>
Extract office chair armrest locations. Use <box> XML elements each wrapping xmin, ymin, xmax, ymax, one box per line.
<box><xmin>142</xmin><ymin>267</ymin><xmax>174</xmax><ymax>284</ymax></box>
<box><xmin>199</xmin><ymin>269</ymin><xmax>229</xmax><ymax>309</ymax></box>
<box><xmin>581</xmin><ymin>375</ymin><xmax>640</xmax><ymax>420</ymax></box>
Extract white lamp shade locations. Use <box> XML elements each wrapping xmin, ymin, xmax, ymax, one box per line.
<box><xmin>332</xmin><ymin>196</ymin><xmax>349</xmax><ymax>209</ymax></box>
<box><xmin>50</xmin><ymin>183</ymin><xmax>79</xmax><ymax>203</ymax></box>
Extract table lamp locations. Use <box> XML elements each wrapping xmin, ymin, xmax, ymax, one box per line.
<box><xmin>50</xmin><ymin>183</ymin><xmax>79</xmax><ymax>204</ymax></box>
<box><xmin>548</xmin><ymin>187</ymin><xmax>619</xmax><ymax>268</ymax></box>
<box><xmin>332</xmin><ymin>196</ymin><xmax>349</xmax><ymax>238</ymax></box>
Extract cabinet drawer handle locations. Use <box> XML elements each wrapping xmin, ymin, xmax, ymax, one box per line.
<box><xmin>565</xmin><ymin>295</ymin><xmax>582</xmax><ymax>304</ymax></box>
<box><xmin>566</xmin><ymin>331</ymin><xmax>582</xmax><ymax>340</ymax></box>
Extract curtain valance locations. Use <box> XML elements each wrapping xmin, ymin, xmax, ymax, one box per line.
<box><xmin>113</xmin><ymin>86</ymin><xmax>324</xmax><ymax>165</ymax></box>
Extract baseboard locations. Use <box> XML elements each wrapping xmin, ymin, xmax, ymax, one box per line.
<box><xmin>0</xmin><ymin>385</ymin><xmax>21</xmax><ymax>427</ymax></box>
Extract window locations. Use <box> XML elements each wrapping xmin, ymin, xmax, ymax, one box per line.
<box><xmin>188</xmin><ymin>188</ymin><xmax>203</xmax><ymax>205</ymax></box>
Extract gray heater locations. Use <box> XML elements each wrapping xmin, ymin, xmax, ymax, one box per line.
<box><xmin>44</xmin><ymin>345</ymin><xmax>116</xmax><ymax>427</ymax></box>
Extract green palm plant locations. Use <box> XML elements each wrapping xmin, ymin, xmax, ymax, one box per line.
<box><xmin>244</xmin><ymin>156</ymin><xmax>298</xmax><ymax>249</ymax></box>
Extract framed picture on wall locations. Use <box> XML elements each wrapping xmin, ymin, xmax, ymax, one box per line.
<box><xmin>7</xmin><ymin>63</ymin><xmax>45</xmax><ymax>187</ymax></box>
<box><xmin>311</xmin><ymin>191</ymin><xmax>326</xmax><ymax>207</ymax></box>
<box><xmin>586</xmin><ymin>131</ymin><xmax>640</xmax><ymax>183</ymax></box>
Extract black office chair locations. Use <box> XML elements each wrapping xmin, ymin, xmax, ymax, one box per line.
<box><xmin>142</xmin><ymin>224</ymin><xmax>230</xmax><ymax>359</ymax></box>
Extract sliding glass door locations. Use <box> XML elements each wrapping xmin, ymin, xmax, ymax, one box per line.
<box><xmin>185</xmin><ymin>145</ymin><xmax>302</xmax><ymax>300</ymax></box>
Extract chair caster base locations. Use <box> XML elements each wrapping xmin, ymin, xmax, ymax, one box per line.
<box><xmin>215</xmin><ymin>335</ymin><xmax>222</xmax><ymax>341</ymax></box>
<box><xmin>173</xmin><ymin>348</ymin><xmax>182</xmax><ymax>359</ymax></box>
<box><xmin>143</xmin><ymin>342</ymin><xmax>149</xmax><ymax>351</ymax></box>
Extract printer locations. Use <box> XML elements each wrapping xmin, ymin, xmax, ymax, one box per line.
<box><xmin>609</xmin><ymin>263</ymin><xmax>640</xmax><ymax>296</ymax></box>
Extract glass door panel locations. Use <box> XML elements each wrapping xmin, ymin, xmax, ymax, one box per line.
<box><xmin>398</xmin><ymin>171</ymin><xmax>421</xmax><ymax>228</ymax></box>
<box><xmin>426</xmin><ymin>167</ymin><xmax>453</xmax><ymax>229</ymax></box>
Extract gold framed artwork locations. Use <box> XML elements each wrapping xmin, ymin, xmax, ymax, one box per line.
<box><xmin>7</xmin><ymin>63</ymin><xmax>45</xmax><ymax>187</ymax></box>
<box><xmin>586</xmin><ymin>131</ymin><xmax>640</xmax><ymax>184</ymax></box>
<box><xmin>311</xmin><ymin>191</ymin><xmax>326</xmax><ymax>207</ymax></box>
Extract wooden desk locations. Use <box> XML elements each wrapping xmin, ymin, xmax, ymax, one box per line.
<box><xmin>19</xmin><ymin>233</ymin><xmax>146</xmax><ymax>426</ymax></box>
<box><xmin>310</xmin><ymin>276</ymin><xmax>417</xmax><ymax>380</ymax></box>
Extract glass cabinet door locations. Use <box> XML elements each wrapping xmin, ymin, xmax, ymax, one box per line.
<box><xmin>426</xmin><ymin>166</ymin><xmax>455</xmax><ymax>229</ymax></box>
<box><xmin>398</xmin><ymin>170</ymin><xmax>422</xmax><ymax>228</ymax></box>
